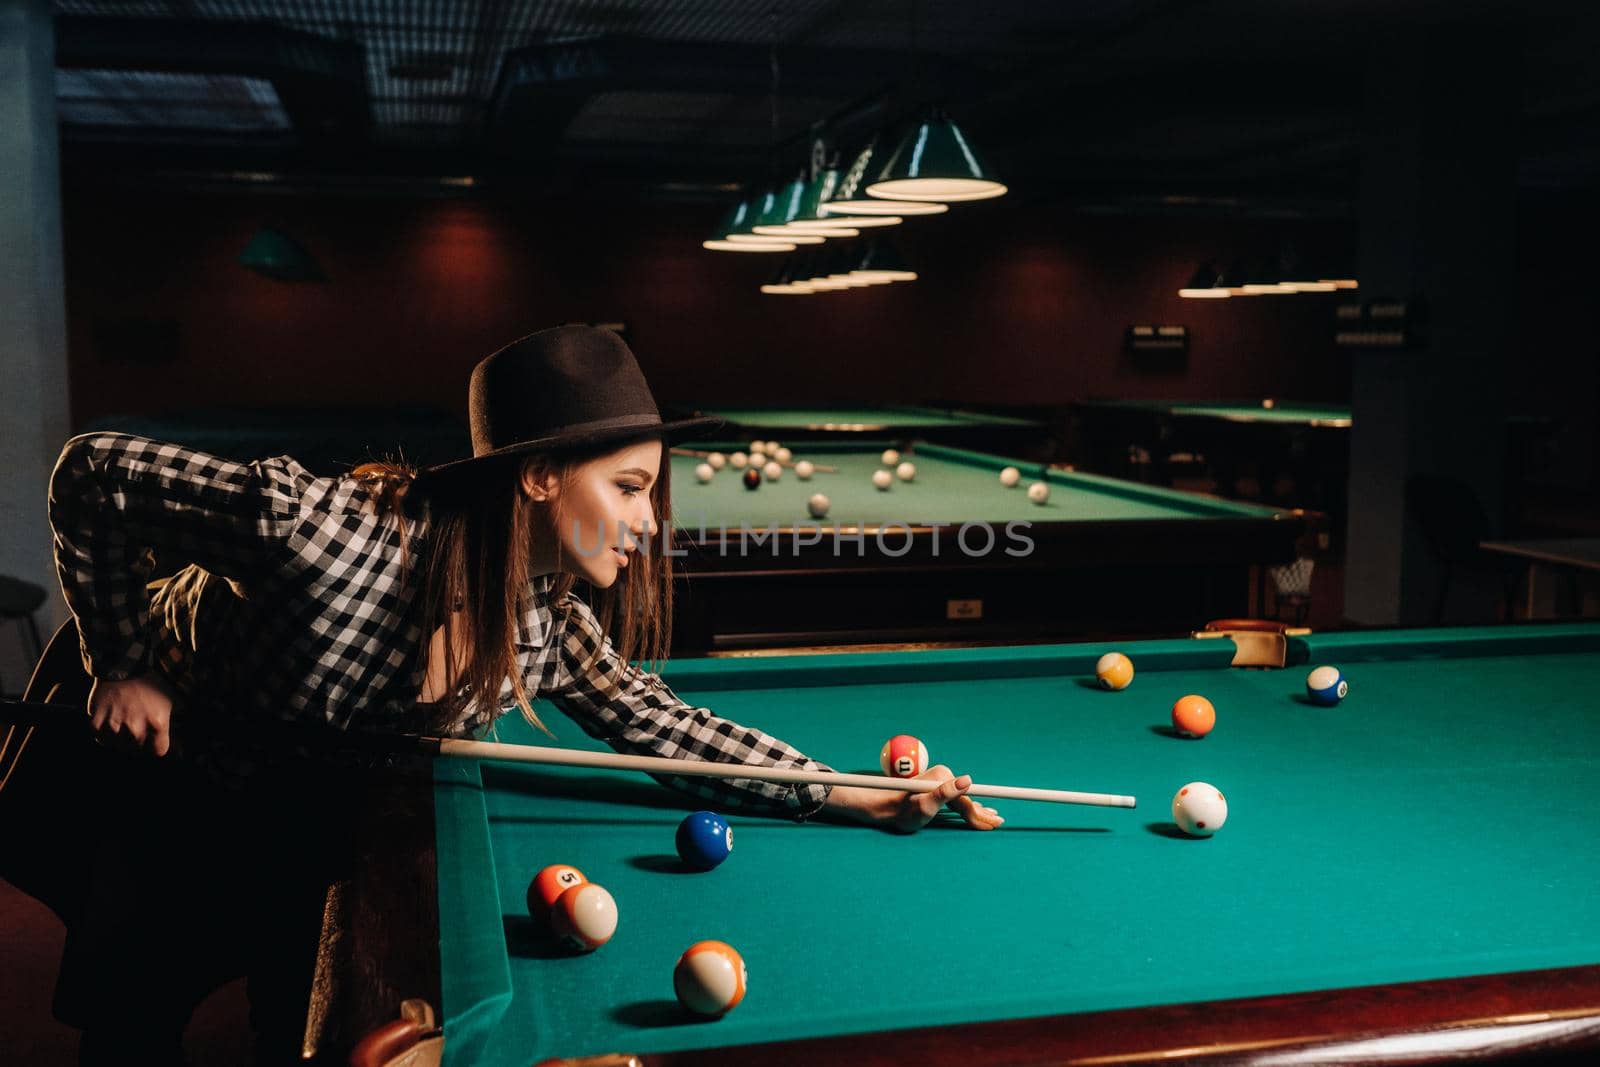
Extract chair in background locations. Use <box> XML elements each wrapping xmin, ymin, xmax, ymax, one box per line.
<box><xmin>1404</xmin><ymin>475</ymin><xmax>1523</xmax><ymax>623</ymax></box>
<box><xmin>1266</xmin><ymin>557</ymin><xmax>1315</xmax><ymax>626</ymax></box>
<box><xmin>0</xmin><ymin>575</ymin><xmax>47</xmax><ymax>695</ymax></box>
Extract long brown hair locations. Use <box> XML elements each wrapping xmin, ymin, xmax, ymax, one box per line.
<box><xmin>353</xmin><ymin>442</ymin><xmax>675</xmax><ymax>733</ymax></box>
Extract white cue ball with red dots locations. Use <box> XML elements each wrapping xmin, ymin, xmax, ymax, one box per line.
<box><xmin>674</xmin><ymin>940</ymin><xmax>748</xmax><ymax>1017</ymax></box>
<box><xmin>694</xmin><ymin>463</ymin><xmax>714</xmax><ymax>484</ymax></box>
<box><xmin>881</xmin><ymin>448</ymin><xmax>901</xmax><ymax>466</ymax></box>
<box><xmin>872</xmin><ymin>469</ymin><xmax>893</xmax><ymax>490</ymax></box>
<box><xmin>795</xmin><ymin>460</ymin><xmax>815</xmax><ymax>480</ymax></box>
<box><xmin>549</xmin><ymin>883</ymin><xmax>619</xmax><ymax>952</ymax></box>
<box><xmin>896</xmin><ymin>461</ymin><xmax>916</xmax><ymax>482</ymax></box>
<box><xmin>1000</xmin><ymin>466</ymin><xmax>1021</xmax><ymax>487</ymax></box>
<box><xmin>1171</xmin><ymin>782</ymin><xmax>1228</xmax><ymax>837</ymax></box>
<box><xmin>1027</xmin><ymin>481</ymin><xmax>1050</xmax><ymax>505</ymax></box>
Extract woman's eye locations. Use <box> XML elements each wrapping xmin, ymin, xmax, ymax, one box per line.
<box><xmin>619</xmin><ymin>483</ymin><xmax>644</xmax><ymax>496</ymax></box>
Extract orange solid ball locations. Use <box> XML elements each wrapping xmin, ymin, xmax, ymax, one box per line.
<box><xmin>1171</xmin><ymin>694</ymin><xmax>1216</xmax><ymax>738</ymax></box>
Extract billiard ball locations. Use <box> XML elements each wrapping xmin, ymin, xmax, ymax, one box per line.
<box><xmin>706</xmin><ymin>452</ymin><xmax>727</xmax><ymax>470</ymax></box>
<box><xmin>528</xmin><ymin>863</ymin><xmax>587</xmax><ymax>916</ymax></box>
<box><xmin>749</xmin><ymin>450</ymin><xmax>767</xmax><ymax>468</ymax></box>
<box><xmin>1171</xmin><ymin>694</ymin><xmax>1216</xmax><ymax>737</ymax></box>
<box><xmin>807</xmin><ymin>493</ymin><xmax>830</xmax><ymax>518</ymax></box>
<box><xmin>763</xmin><ymin>460</ymin><xmax>782</xmax><ymax>482</ymax></box>
<box><xmin>1306</xmin><ymin>665</ymin><xmax>1348</xmax><ymax>706</ymax></box>
<box><xmin>1027</xmin><ymin>481</ymin><xmax>1050</xmax><ymax>505</ymax></box>
<box><xmin>774</xmin><ymin>447</ymin><xmax>793</xmax><ymax>464</ymax></box>
<box><xmin>730</xmin><ymin>451</ymin><xmax>748</xmax><ymax>469</ymax></box>
<box><xmin>550</xmin><ymin>883</ymin><xmax>618</xmax><ymax>952</ymax></box>
<box><xmin>881</xmin><ymin>448</ymin><xmax>901</xmax><ymax>466</ymax></box>
<box><xmin>872</xmin><ymin>469</ymin><xmax>893</xmax><ymax>491</ymax></box>
<box><xmin>795</xmin><ymin>460</ymin><xmax>815</xmax><ymax>480</ymax></box>
<box><xmin>748</xmin><ymin>440</ymin><xmax>763</xmax><ymax>454</ymax></box>
<box><xmin>694</xmin><ymin>463</ymin><xmax>714</xmax><ymax>484</ymax></box>
<box><xmin>763</xmin><ymin>440</ymin><xmax>781</xmax><ymax>456</ymax></box>
<box><xmin>1095</xmin><ymin>652</ymin><xmax>1134</xmax><ymax>690</ymax></box>
<box><xmin>879</xmin><ymin>734</ymin><xmax>929</xmax><ymax>778</ymax></box>
<box><xmin>676</xmin><ymin>811</ymin><xmax>733</xmax><ymax>871</ymax></box>
<box><xmin>1000</xmin><ymin>466</ymin><xmax>1021</xmax><ymax>487</ymax></box>
<box><xmin>896</xmin><ymin>461</ymin><xmax>916</xmax><ymax>482</ymax></box>
<box><xmin>1171</xmin><ymin>782</ymin><xmax>1228</xmax><ymax>836</ymax></box>
<box><xmin>742</xmin><ymin>468</ymin><xmax>762</xmax><ymax>490</ymax></box>
<box><xmin>674</xmin><ymin>940</ymin><xmax>747</xmax><ymax>1017</ymax></box>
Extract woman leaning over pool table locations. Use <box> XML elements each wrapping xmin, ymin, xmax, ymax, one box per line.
<box><xmin>39</xmin><ymin>326</ymin><xmax>999</xmax><ymax>1064</ymax></box>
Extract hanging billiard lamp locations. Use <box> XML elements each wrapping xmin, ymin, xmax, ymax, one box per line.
<box><xmin>750</xmin><ymin>174</ymin><xmax>859</xmax><ymax>239</ymax></box>
<box><xmin>239</xmin><ymin>227</ymin><xmax>327</xmax><ymax>281</ymax></box>
<box><xmin>1177</xmin><ymin>262</ymin><xmax>1233</xmax><ymax>299</ymax></box>
<box><xmin>820</xmin><ymin>137</ymin><xmax>950</xmax><ymax>218</ymax></box>
<box><xmin>784</xmin><ymin>166</ymin><xmax>904</xmax><ymax>232</ymax></box>
<box><xmin>849</xmin><ymin>239</ymin><xmax>918</xmax><ymax>284</ymax></box>
<box><xmin>759</xmin><ymin>256</ymin><xmax>818</xmax><ymax>295</ymax></box>
<box><xmin>866</xmin><ymin>108</ymin><xmax>1007</xmax><ymax>203</ymax></box>
<box><xmin>702</xmin><ymin>193</ymin><xmax>796</xmax><ymax>252</ymax></box>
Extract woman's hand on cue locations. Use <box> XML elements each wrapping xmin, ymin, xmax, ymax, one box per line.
<box><xmin>824</xmin><ymin>764</ymin><xmax>1005</xmax><ymax>832</ymax></box>
<box><xmin>88</xmin><ymin>675</ymin><xmax>176</xmax><ymax>757</ymax></box>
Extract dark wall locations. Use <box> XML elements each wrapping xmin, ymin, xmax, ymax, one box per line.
<box><xmin>1512</xmin><ymin>192</ymin><xmax>1600</xmax><ymax>492</ymax></box>
<box><xmin>62</xmin><ymin>187</ymin><xmax>1356</xmax><ymax>431</ymax></box>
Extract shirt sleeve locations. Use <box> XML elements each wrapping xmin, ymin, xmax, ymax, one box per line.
<box><xmin>537</xmin><ymin>592</ymin><xmax>834</xmax><ymax>820</ymax></box>
<box><xmin>48</xmin><ymin>432</ymin><xmax>313</xmax><ymax>681</ymax></box>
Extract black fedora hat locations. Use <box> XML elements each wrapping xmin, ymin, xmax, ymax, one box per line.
<box><xmin>416</xmin><ymin>325</ymin><xmax>721</xmax><ymax>485</ymax></box>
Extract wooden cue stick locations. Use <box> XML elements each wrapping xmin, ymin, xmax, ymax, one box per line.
<box><xmin>0</xmin><ymin>701</ymin><xmax>1135</xmax><ymax>809</ymax></box>
<box><xmin>670</xmin><ymin>446</ymin><xmax>839</xmax><ymax>474</ymax></box>
<box><xmin>434</xmin><ymin>737</ymin><xmax>1137</xmax><ymax>809</ymax></box>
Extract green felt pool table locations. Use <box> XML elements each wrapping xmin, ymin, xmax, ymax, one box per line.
<box><xmin>1071</xmin><ymin>399</ymin><xmax>1560</xmax><ymax>534</ymax></box>
<box><xmin>677</xmin><ymin>405</ymin><xmax>1051</xmax><ymax>457</ymax></box>
<box><xmin>665</xmin><ymin>441</ymin><xmax>1304</xmax><ymax>650</ymax></box>
<box><xmin>334</xmin><ymin>622</ymin><xmax>1600</xmax><ymax>1065</ymax></box>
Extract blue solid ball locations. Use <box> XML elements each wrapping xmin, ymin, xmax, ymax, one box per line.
<box><xmin>1306</xmin><ymin>665</ymin><xmax>1348</xmax><ymax>706</ymax></box>
<box><xmin>676</xmin><ymin>811</ymin><xmax>733</xmax><ymax>871</ymax></box>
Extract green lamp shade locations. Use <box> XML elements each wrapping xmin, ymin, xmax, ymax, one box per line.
<box><xmin>704</xmin><ymin>195</ymin><xmax>795</xmax><ymax>251</ymax></box>
<box><xmin>703</xmin><ymin>238</ymin><xmax>795</xmax><ymax>252</ymax></box>
<box><xmin>787</xmin><ymin>169</ymin><xmax>903</xmax><ymax>231</ymax></box>
<box><xmin>849</xmin><ymin>240</ymin><xmax>917</xmax><ymax>283</ymax></box>
<box><xmin>866</xmin><ymin>114</ymin><xmax>1006</xmax><ymax>203</ymax></box>
<box><xmin>748</xmin><ymin>176</ymin><xmax>860</xmax><ymax>239</ymax></box>
<box><xmin>239</xmin><ymin>227</ymin><xmax>327</xmax><ymax>281</ymax></box>
<box><xmin>1239</xmin><ymin>256</ymin><xmax>1293</xmax><ymax>294</ymax></box>
<box><xmin>760</xmin><ymin>256</ymin><xmax>817</xmax><ymax>295</ymax></box>
<box><xmin>1178</xmin><ymin>262</ymin><xmax>1232</xmax><ymax>299</ymax></box>
<box><xmin>750</xmin><ymin>176</ymin><xmax>809</xmax><ymax>235</ymax></box>
<box><xmin>824</xmin><ymin>140</ymin><xmax>950</xmax><ymax>216</ymax></box>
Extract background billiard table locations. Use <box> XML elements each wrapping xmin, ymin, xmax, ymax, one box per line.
<box><xmin>666</xmin><ymin>440</ymin><xmax>1305</xmax><ymax>650</ymax></box>
<box><xmin>676</xmin><ymin>405</ymin><xmax>1053</xmax><ymax>459</ymax></box>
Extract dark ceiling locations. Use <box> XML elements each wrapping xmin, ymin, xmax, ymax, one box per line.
<box><xmin>51</xmin><ymin>0</ymin><xmax>1600</xmax><ymax>213</ymax></box>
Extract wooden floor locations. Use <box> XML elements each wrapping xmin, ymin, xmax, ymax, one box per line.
<box><xmin>0</xmin><ymin>878</ymin><xmax>254</xmax><ymax>1066</ymax></box>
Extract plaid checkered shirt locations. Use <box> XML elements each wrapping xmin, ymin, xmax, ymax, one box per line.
<box><xmin>48</xmin><ymin>433</ymin><xmax>832</xmax><ymax>818</ymax></box>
